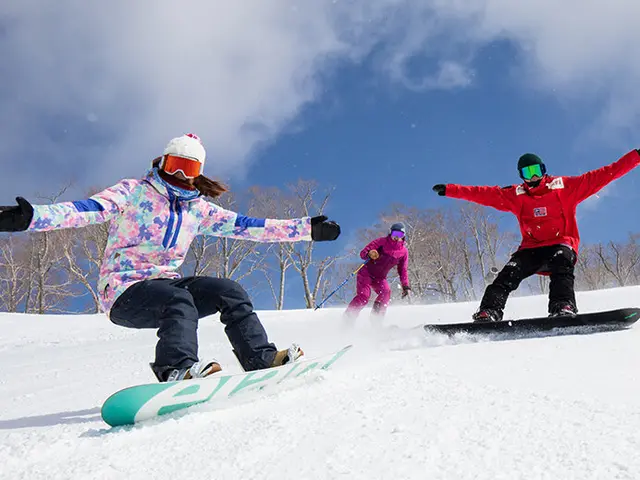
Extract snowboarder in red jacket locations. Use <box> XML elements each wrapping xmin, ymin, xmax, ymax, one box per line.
<box><xmin>345</xmin><ymin>223</ymin><xmax>411</xmax><ymax>321</ymax></box>
<box><xmin>432</xmin><ymin>149</ymin><xmax>640</xmax><ymax>322</ymax></box>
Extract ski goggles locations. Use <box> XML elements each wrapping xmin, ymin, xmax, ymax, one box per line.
<box><xmin>161</xmin><ymin>155</ymin><xmax>203</xmax><ymax>178</ymax></box>
<box><xmin>390</xmin><ymin>230</ymin><xmax>405</xmax><ymax>240</ymax></box>
<box><xmin>520</xmin><ymin>164</ymin><xmax>543</xmax><ymax>180</ymax></box>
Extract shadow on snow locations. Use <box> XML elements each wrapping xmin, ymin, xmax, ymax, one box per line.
<box><xmin>0</xmin><ymin>407</ymin><xmax>101</xmax><ymax>429</ymax></box>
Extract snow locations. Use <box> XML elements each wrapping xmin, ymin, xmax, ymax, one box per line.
<box><xmin>2</xmin><ymin>286</ymin><xmax>640</xmax><ymax>479</ymax></box>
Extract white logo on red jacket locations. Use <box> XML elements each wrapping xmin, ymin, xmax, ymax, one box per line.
<box><xmin>534</xmin><ymin>207</ymin><xmax>548</xmax><ymax>217</ymax></box>
<box><xmin>516</xmin><ymin>177</ymin><xmax>565</xmax><ymax>196</ymax></box>
<box><xmin>547</xmin><ymin>177</ymin><xmax>565</xmax><ymax>190</ymax></box>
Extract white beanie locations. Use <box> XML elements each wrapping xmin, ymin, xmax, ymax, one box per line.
<box><xmin>163</xmin><ymin>133</ymin><xmax>206</xmax><ymax>166</ymax></box>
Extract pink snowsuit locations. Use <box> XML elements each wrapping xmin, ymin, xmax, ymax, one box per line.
<box><xmin>346</xmin><ymin>235</ymin><xmax>409</xmax><ymax>316</ymax></box>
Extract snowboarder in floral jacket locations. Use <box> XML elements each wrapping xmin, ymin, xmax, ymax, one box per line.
<box><xmin>0</xmin><ymin>133</ymin><xmax>341</xmax><ymax>381</ymax></box>
<box><xmin>433</xmin><ymin>148</ymin><xmax>640</xmax><ymax>322</ymax></box>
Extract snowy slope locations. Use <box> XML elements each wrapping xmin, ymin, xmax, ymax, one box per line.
<box><xmin>2</xmin><ymin>287</ymin><xmax>640</xmax><ymax>480</ymax></box>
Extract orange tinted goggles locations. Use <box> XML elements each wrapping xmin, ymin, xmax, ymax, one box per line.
<box><xmin>162</xmin><ymin>155</ymin><xmax>202</xmax><ymax>178</ymax></box>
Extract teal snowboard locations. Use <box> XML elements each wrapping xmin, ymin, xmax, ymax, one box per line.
<box><xmin>101</xmin><ymin>344</ymin><xmax>353</xmax><ymax>427</ymax></box>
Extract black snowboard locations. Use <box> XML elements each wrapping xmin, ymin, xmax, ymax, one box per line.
<box><xmin>423</xmin><ymin>307</ymin><xmax>640</xmax><ymax>337</ymax></box>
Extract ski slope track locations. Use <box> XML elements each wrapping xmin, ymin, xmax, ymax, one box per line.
<box><xmin>2</xmin><ymin>286</ymin><xmax>640</xmax><ymax>479</ymax></box>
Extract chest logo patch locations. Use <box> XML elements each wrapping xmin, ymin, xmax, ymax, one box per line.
<box><xmin>533</xmin><ymin>207</ymin><xmax>548</xmax><ymax>217</ymax></box>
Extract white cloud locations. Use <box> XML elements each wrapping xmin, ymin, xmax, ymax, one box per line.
<box><xmin>1</xmin><ymin>0</ymin><xmax>640</xmax><ymax>198</ymax></box>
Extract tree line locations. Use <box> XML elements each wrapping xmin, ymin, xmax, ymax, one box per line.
<box><xmin>0</xmin><ymin>179</ymin><xmax>638</xmax><ymax>314</ymax></box>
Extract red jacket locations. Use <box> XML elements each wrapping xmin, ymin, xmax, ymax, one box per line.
<box><xmin>445</xmin><ymin>149</ymin><xmax>640</xmax><ymax>254</ymax></box>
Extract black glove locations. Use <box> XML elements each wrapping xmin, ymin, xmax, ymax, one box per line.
<box><xmin>401</xmin><ymin>285</ymin><xmax>411</xmax><ymax>298</ymax></box>
<box><xmin>310</xmin><ymin>215</ymin><xmax>340</xmax><ymax>241</ymax></box>
<box><xmin>432</xmin><ymin>184</ymin><xmax>446</xmax><ymax>196</ymax></box>
<box><xmin>0</xmin><ymin>197</ymin><xmax>34</xmax><ymax>232</ymax></box>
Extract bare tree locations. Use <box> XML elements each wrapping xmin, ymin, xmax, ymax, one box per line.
<box><xmin>281</xmin><ymin>180</ymin><xmax>337</xmax><ymax>308</ymax></box>
<box><xmin>181</xmin><ymin>191</ymin><xmax>266</xmax><ymax>282</ymax></box>
<box><xmin>184</xmin><ymin>235</ymin><xmax>219</xmax><ymax>277</ymax></box>
<box><xmin>0</xmin><ymin>235</ymin><xmax>28</xmax><ymax>312</ymax></box>
<box><xmin>59</xmin><ymin>224</ymin><xmax>109</xmax><ymax>313</ymax></box>
<box><xmin>428</xmin><ymin>211</ymin><xmax>465</xmax><ymax>301</ymax></box>
<box><xmin>12</xmin><ymin>172</ymin><xmax>640</xmax><ymax>317</ymax></box>
<box><xmin>53</xmin><ymin>184</ymin><xmax>112</xmax><ymax>312</ymax></box>
<box><xmin>216</xmin><ymin>191</ymin><xmax>265</xmax><ymax>280</ymax></box>
<box><xmin>258</xmin><ymin>242</ymin><xmax>293</xmax><ymax>310</ymax></box>
<box><xmin>459</xmin><ymin>204</ymin><xmax>517</xmax><ymax>291</ymax></box>
<box><xmin>575</xmin><ymin>243</ymin><xmax>611</xmax><ymax>290</ymax></box>
<box><xmin>316</xmin><ymin>255</ymin><xmax>361</xmax><ymax>307</ymax></box>
<box><xmin>244</xmin><ymin>186</ymin><xmax>295</xmax><ymax>309</ymax></box>
<box><xmin>24</xmin><ymin>229</ymin><xmax>76</xmax><ymax>314</ymax></box>
<box><xmin>595</xmin><ymin>236</ymin><xmax>640</xmax><ymax>287</ymax></box>
<box><xmin>23</xmin><ymin>186</ymin><xmax>78</xmax><ymax>314</ymax></box>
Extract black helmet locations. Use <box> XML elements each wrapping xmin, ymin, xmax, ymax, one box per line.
<box><xmin>389</xmin><ymin>222</ymin><xmax>405</xmax><ymax>235</ymax></box>
<box><xmin>517</xmin><ymin>153</ymin><xmax>546</xmax><ymax>180</ymax></box>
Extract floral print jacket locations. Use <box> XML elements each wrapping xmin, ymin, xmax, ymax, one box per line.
<box><xmin>27</xmin><ymin>170</ymin><xmax>312</xmax><ymax>314</ymax></box>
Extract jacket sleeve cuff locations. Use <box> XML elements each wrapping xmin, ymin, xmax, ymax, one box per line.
<box><xmin>445</xmin><ymin>184</ymin><xmax>458</xmax><ymax>197</ymax></box>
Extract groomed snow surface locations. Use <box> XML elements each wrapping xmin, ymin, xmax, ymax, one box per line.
<box><xmin>2</xmin><ymin>286</ymin><xmax>640</xmax><ymax>480</ymax></box>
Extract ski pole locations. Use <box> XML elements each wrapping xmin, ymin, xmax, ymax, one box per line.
<box><xmin>314</xmin><ymin>258</ymin><xmax>370</xmax><ymax>310</ymax></box>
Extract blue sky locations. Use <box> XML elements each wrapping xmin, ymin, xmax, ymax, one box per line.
<box><xmin>2</xmin><ymin>1</ymin><xmax>640</xmax><ymax>310</ymax></box>
<box><xmin>250</xmin><ymin>41</ymin><xmax>640</xmax><ymax>249</ymax></box>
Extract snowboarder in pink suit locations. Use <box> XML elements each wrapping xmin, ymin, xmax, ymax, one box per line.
<box><xmin>345</xmin><ymin>223</ymin><xmax>411</xmax><ymax>320</ymax></box>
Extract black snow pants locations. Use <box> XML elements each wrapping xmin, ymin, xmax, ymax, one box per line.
<box><xmin>479</xmin><ymin>244</ymin><xmax>577</xmax><ymax>315</ymax></box>
<box><xmin>109</xmin><ymin>277</ymin><xmax>278</xmax><ymax>379</ymax></box>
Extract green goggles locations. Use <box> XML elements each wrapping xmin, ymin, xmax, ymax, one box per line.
<box><xmin>520</xmin><ymin>164</ymin><xmax>543</xmax><ymax>180</ymax></box>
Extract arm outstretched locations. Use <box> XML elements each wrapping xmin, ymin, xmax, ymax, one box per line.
<box><xmin>0</xmin><ymin>179</ymin><xmax>137</xmax><ymax>233</ymax></box>
<box><xmin>437</xmin><ymin>183</ymin><xmax>517</xmax><ymax>213</ymax></box>
<box><xmin>198</xmin><ymin>204</ymin><xmax>340</xmax><ymax>243</ymax></box>
<box><xmin>565</xmin><ymin>149</ymin><xmax>640</xmax><ymax>204</ymax></box>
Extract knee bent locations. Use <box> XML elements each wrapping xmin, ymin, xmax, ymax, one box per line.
<box><xmin>216</xmin><ymin>277</ymin><xmax>247</xmax><ymax>294</ymax></box>
<box><xmin>548</xmin><ymin>247</ymin><xmax>576</xmax><ymax>272</ymax></box>
<box><xmin>197</xmin><ymin>277</ymin><xmax>250</xmax><ymax>301</ymax></box>
<box><xmin>354</xmin><ymin>290</ymin><xmax>372</xmax><ymax>302</ymax></box>
<box><xmin>495</xmin><ymin>264</ymin><xmax>524</xmax><ymax>290</ymax></box>
<box><xmin>375</xmin><ymin>290</ymin><xmax>391</xmax><ymax>303</ymax></box>
<box><xmin>377</xmin><ymin>284</ymin><xmax>392</xmax><ymax>296</ymax></box>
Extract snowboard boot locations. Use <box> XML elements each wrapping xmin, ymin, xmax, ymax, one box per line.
<box><xmin>163</xmin><ymin>359</ymin><xmax>222</xmax><ymax>382</ymax></box>
<box><xmin>371</xmin><ymin>301</ymin><xmax>387</xmax><ymax>316</ymax></box>
<box><xmin>549</xmin><ymin>303</ymin><xmax>578</xmax><ymax>317</ymax></box>
<box><xmin>472</xmin><ymin>308</ymin><xmax>503</xmax><ymax>323</ymax></box>
<box><xmin>370</xmin><ymin>301</ymin><xmax>387</xmax><ymax>326</ymax></box>
<box><xmin>342</xmin><ymin>310</ymin><xmax>359</xmax><ymax>329</ymax></box>
<box><xmin>271</xmin><ymin>343</ymin><xmax>304</xmax><ymax>367</ymax></box>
